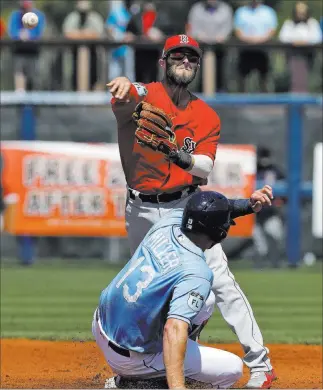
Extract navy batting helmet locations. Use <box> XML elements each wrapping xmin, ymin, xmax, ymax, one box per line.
<box><xmin>181</xmin><ymin>191</ymin><xmax>236</xmax><ymax>244</ymax></box>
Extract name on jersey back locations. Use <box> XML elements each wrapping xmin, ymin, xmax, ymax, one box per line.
<box><xmin>145</xmin><ymin>230</ymin><xmax>181</xmax><ymax>273</ymax></box>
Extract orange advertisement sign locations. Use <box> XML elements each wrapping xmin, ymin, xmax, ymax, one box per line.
<box><xmin>1</xmin><ymin>142</ymin><xmax>256</xmax><ymax>237</ymax></box>
<box><xmin>204</xmin><ymin>144</ymin><xmax>256</xmax><ymax>236</ymax></box>
<box><xmin>1</xmin><ymin>142</ymin><xmax>127</xmax><ymax>236</ymax></box>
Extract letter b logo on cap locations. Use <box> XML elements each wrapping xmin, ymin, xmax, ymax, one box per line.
<box><xmin>179</xmin><ymin>35</ymin><xmax>189</xmax><ymax>44</ymax></box>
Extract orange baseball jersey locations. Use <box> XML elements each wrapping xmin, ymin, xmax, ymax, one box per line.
<box><xmin>111</xmin><ymin>82</ymin><xmax>220</xmax><ymax>194</ymax></box>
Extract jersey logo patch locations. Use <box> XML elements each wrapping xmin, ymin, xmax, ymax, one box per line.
<box><xmin>187</xmin><ymin>291</ymin><xmax>204</xmax><ymax>312</ymax></box>
<box><xmin>181</xmin><ymin>137</ymin><xmax>196</xmax><ymax>154</ymax></box>
<box><xmin>132</xmin><ymin>82</ymin><xmax>148</xmax><ymax>97</ymax></box>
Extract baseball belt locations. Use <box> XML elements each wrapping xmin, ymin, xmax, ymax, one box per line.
<box><xmin>128</xmin><ymin>186</ymin><xmax>197</xmax><ymax>204</ymax></box>
<box><xmin>96</xmin><ymin>309</ymin><xmax>130</xmax><ymax>358</ymax></box>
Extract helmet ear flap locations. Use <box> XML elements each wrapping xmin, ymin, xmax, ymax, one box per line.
<box><xmin>210</xmin><ymin>228</ymin><xmax>227</xmax><ymax>244</ymax></box>
<box><xmin>219</xmin><ymin>229</ymin><xmax>227</xmax><ymax>240</ymax></box>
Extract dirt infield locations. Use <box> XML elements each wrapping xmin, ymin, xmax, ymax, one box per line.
<box><xmin>1</xmin><ymin>340</ymin><xmax>322</xmax><ymax>389</ymax></box>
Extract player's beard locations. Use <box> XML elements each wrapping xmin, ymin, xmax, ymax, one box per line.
<box><xmin>166</xmin><ymin>62</ymin><xmax>198</xmax><ymax>86</ymax></box>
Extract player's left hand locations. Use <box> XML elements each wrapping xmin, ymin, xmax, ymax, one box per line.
<box><xmin>133</xmin><ymin>102</ymin><xmax>178</xmax><ymax>156</ymax></box>
<box><xmin>250</xmin><ymin>185</ymin><xmax>273</xmax><ymax>213</ymax></box>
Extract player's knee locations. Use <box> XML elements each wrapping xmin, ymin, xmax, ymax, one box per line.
<box><xmin>209</xmin><ymin>353</ymin><xmax>243</xmax><ymax>388</ymax></box>
<box><xmin>230</xmin><ymin>355</ymin><xmax>243</xmax><ymax>382</ymax></box>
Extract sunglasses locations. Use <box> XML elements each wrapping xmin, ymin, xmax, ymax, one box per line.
<box><xmin>168</xmin><ymin>52</ymin><xmax>200</xmax><ymax>64</ymax></box>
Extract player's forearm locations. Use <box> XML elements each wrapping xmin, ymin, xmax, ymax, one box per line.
<box><xmin>169</xmin><ymin>153</ymin><xmax>213</xmax><ymax>179</ymax></box>
<box><xmin>229</xmin><ymin>199</ymin><xmax>254</xmax><ymax>219</ymax></box>
<box><xmin>163</xmin><ymin>319</ymin><xmax>188</xmax><ymax>389</ymax></box>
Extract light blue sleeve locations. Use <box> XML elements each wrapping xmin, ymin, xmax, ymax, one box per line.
<box><xmin>106</xmin><ymin>11</ymin><xmax>116</xmax><ymax>27</ymax></box>
<box><xmin>267</xmin><ymin>7</ymin><xmax>278</xmax><ymax>30</ymax></box>
<box><xmin>234</xmin><ymin>8</ymin><xmax>244</xmax><ymax>29</ymax></box>
<box><xmin>167</xmin><ymin>275</ymin><xmax>212</xmax><ymax>327</ymax></box>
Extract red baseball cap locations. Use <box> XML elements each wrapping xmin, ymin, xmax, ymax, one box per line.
<box><xmin>162</xmin><ymin>35</ymin><xmax>203</xmax><ymax>59</ymax></box>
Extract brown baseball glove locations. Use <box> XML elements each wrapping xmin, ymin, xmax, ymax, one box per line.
<box><xmin>132</xmin><ymin>102</ymin><xmax>178</xmax><ymax>156</ymax></box>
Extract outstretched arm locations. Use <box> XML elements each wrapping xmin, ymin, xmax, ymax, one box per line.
<box><xmin>107</xmin><ymin>77</ymin><xmax>147</xmax><ymax>103</ymax></box>
<box><xmin>230</xmin><ymin>185</ymin><xmax>273</xmax><ymax>219</ymax></box>
<box><xmin>163</xmin><ymin>318</ymin><xmax>188</xmax><ymax>389</ymax></box>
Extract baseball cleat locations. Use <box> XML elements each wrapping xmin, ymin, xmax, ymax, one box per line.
<box><xmin>104</xmin><ymin>375</ymin><xmax>168</xmax><ymax>389</ymax></box>
<box><xmin>104</xmin><ymin>377</ymin><xmax>118</xmax><ymax>389</ymax></box>
<box><xmin>245</xmin><ymin>370</ymin><xmax>277</xmax><ymax>389</ymax></box>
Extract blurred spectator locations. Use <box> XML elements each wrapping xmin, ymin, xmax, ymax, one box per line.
<box><xmin>105</xmin><ymin>0</ymin><xmax>134</xmax><ymax>81</ymax></box>
<box><xmin>278</xmin><ymin>1</ymin><xmax>322</xmax><ymax>92</ymax></box>
<box><xmin>279</xmin><ymin>2</ymin><xmax>322</xmax><ymax>46</ymax></box>
<box><xmin>227</xmin><ymin>146</ymin><xmax>286</xmax><ymax>268</ymax></box>
<box><xmin>8</xmin><ymin>0</ymin><xmax>45</xmax><ymax>91</ymax></box>
<box><xmin>320</xmin><ymin>16</ymin><xmax>323</xmax><ymax>34</ymax></box>
<box><xmin>253</xmin><ymin>146</ymin><xmax>285</xmax><ymax>268</ymax></box>
<box><xmin>63</xmin><ymin>0</ymin><xmax>104</xmax><ymax>90</ymax></box>
<box><xmin>126</xmin><ymin>1</ymin><xmax>165</xmax><ymax>83</ymax></box>
<box><xmin>234</xmin><ymin>0</ymin><xmax>277</xmax><ymax>93</ymax></box>
<box><xmin>0</xmin><ymin>17</ymin><xmax>6</xmax><ymax>38</ymax></box>
<box><xmin>154</xmin><ymin>2</ymin><xmax>190</xmax><ymax>36</ymax></box>
<box><xmin>187</xmin><ymin>0</ymin><xmax>233</xmax><ymax>92</ymax></box>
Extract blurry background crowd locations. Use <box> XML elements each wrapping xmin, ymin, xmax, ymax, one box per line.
<box><xmin>0</xmin><ymin>0</ymin><xmax>322</xmax><ymax>93</ymax></box>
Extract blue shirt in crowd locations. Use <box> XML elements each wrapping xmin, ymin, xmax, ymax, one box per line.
<box><xmin>106</xmin><ymin>4</ymin><xmax>131</xmax><ymax>59</ymax></box>
<box><xmin>98</xmin><ymin>209</ymin><xmax>213</xmax><ymax>354</ymax></box>
<box><xmin>8</xmin><ymin>9</ymin><xmax>45</xmax><ymax>40</ymax></box>
<box><xmin>234</xmin><ymin>4</ymin><xmax>277</xmax><ymax>38</ymax></box>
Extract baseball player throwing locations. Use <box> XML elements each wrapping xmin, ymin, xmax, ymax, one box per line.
<box><xmin>93</xmin><ymin>187</ymin><xmax>273</xmax><ymax>389</ymax></box>
<box><xmin>107</xmin><ymin>34</ymin><xmax>276</xmax><ymax>388</ymax></box>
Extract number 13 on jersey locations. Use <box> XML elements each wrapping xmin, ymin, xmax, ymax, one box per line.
<box><xmin>116</xmin><ymin>256</ymin><xmax>155</xmax><ymax>303</ymax></box>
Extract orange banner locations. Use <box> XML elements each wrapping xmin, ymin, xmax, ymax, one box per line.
<box><xmin>204</xmin><ymin>144</ymin><xmax>256</xmax><ymax>237</ymax></box>
<box><xmin>1</xmin><ymin>142</ymin><xmax>256</xmax><ymax>237</ymax></box>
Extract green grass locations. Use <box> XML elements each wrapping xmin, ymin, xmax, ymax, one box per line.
<box><xmin>203</xmin><ymin>267</ymin><xmax>322</xmax><ymax>345</ymax></box>
<box><xmin>1</xmin><ymin>262</ymin><xmax>322</xmax><ymax>344</ymax></box>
